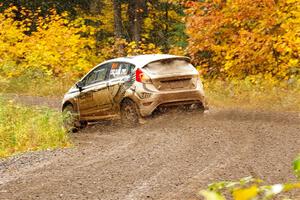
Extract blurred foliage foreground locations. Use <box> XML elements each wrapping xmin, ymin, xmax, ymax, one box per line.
<box><xmin>198</xmin><ymin>156</ymin><xmax>300</xmax><ymax>200</ymax></box>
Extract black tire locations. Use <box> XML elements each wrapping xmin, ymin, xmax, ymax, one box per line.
<box><xmin>181</xmin><ymin>104</ymin><xmax>193</xmax><ymax>112</ymax></box>
<box><xmin>62</xmin><ymin>104</ymin><xmax>79</xmax><ymax>133</ymax></box>
<box><xmin>193</xmin><ymin>102</ymin><xmax>205</xmax><ymax>113</ymax></box>
<box><xmin>120</xmin><ymin>99</ymin><xmax>139</xmax><ymax>127</ymax></box>
<box><xmin>183</xmin><ymin>103</ymin><xmax>205</xmax><ymax>113</ymax></box>
<box><xmin>79</xmin><ymin>120</ymin><xmax>88</xmax><ymax>129</ymax></box>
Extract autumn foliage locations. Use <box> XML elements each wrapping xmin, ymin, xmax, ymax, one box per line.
<box><xmin>0</xmin><ymin>1</ymin><xmax>299</xmax><ymax>101</ymax></box>
<box><xmin>186</xmin><ymin>0</ymin><xmax>300</xmax><ymax>81</ymax></box>
<box><xmin>0</xmin><ymin>6</ymin><xmax>101</xmax><ymax>79</ymax></box>
<box><xmin>0</xmin><ymin>5</ymin><xmax>163</xmax><ymax>82</ymax></box>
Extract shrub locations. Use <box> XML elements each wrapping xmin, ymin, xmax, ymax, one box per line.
<box><xmin>204</xmin><ymin>76</ymin><xmax>300</xmax><ymax>112</ymax></box>
<box><xmin>186</xmin><ymin>0</ymin><xmax>300</xmax><ymax>80</ymax></box>
<box><xmin>0</xmin><ymin>98</ymin><xmax>70</xmax><ymax>158</ymax></box>
<box><xmin>0</xmin><ymin>6</ymin><xmax>100</xmax><ymax>80</ymax></box>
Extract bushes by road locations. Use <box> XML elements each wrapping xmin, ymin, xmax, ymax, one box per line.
<box><xmin>0</xmin><ymin>6</ymin><xmax>100</xmax><ymax>80</ymax></box>
<box><xmin>205</xmin><ymin>77</ymin><xmax>300</xmax><ymax>112</ymax></box>
<box><xmin>186</xmin><ymin>0</ymin><xmax>300</xmax><ymax>80</ymax></box>
<box><xmin>0</xmin><ymin>98</ymin><xmax>70</xmax><ymax>158</ymax></box>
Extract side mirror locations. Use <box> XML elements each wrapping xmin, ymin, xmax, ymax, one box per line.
<box><xmin>76</xmin><ymin>81</ymin><xmax>84</xmax><ymax>92</ymax></box>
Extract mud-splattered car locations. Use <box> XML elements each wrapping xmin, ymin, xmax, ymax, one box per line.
<box><xmin>62</xmin><ymin>54</ymin><xmax>208</xmax><ymax>131</ymax></box>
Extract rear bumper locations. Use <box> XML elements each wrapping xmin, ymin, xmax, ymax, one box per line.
<box><xmin>136</xmin><ymin>89</ymin><xmax>208</xmax><ymax>117</ymax></box>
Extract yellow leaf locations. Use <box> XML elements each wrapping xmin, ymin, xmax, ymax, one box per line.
<box><xmin>199</xmin><ymin>190</ymin><xmax>226</xmax><ymax>200</ymax></box>
<box><xmin>232</xmin><ymin>185</ymin><xmax>258</xmax><ymax>200</ymax></box>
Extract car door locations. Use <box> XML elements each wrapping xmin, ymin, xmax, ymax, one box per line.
<box><xmin>78</xmin><ymin>64</ymin><xmax>111</xmax><ymax>118</ymax></box>
<box><xmin>91</xmin><ymin>63</ymin><xmax>113</xmax><ymax>117</ymax></box>
<box><xmin>107</xmin><ymin>62</ymin><xmax>135</xmax><ymax>106</ymax></box>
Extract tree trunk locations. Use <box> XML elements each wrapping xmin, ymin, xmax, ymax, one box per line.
<box><xmin>89</xmin><ymin>0</ymin><xmax>102</xmax><ymax>14</ymax></box>
<box><xmin>127</xmin><ymin>0</ymin><xmax>146</xmax><ymax>43</ymax></box>
<box><xmin>127</xmin><ymin>0</ymin><xmax>136</xmax><ymax>42</ymax></box>
<box><xmin>163</xmin><ymin>2</ymin><xmax>169</xmax><ymax>52</ymax></box>
<box><xmin>113</xmin><ymin>0</ymin><xmax>123</xmax><ymax>39</ymax></box>
<box><xmin>133</xmin><ymin>0</ymin><xmax>143</xmax><ymax>43</ymax></box>
<box><xmin>113</xmin><ymin>0</ymin><xmax>125</xmax><ymax>56</ymax></box>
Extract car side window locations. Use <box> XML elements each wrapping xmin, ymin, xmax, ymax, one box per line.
<box><xmin>84</xmin><ymin>64</ymin><xmax>110</xmax><ymax>86</ymax></box>
<box><xmin>109</xmin><ymin>62</ymin><xmax>134</xmax><ymax>79</ymax></box>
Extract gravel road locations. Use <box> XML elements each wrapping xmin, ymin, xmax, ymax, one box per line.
<box><xmin>0</xmin><ymin>95</ymin><xmax>300</xmax><ymax>200</ymax></box>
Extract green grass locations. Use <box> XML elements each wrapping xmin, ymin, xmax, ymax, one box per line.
<box><xmin>0</xmin><ymin>97</ymin><xmax>71</xmax><ymax>158</ymax></box>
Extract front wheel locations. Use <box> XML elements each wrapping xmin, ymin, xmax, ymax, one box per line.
<box><xmin>120</xmin><ymin>99</ymin><xmax>140</xmax><ymax>127</ymax></box>
<box><xmin>62</xmin><ymin>104</ymin><xmax>80</xmax><ymax>132</ymax></box>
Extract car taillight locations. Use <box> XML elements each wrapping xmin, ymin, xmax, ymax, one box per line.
<box><xmin>136</xmin><ymin>68</ymin><xmax>143</xmax><ymax>82</ymax></box>
<box><xmin>135</xmin><ymin>68</ymin><xmax>151</xmax><ymax>83</ymax></box>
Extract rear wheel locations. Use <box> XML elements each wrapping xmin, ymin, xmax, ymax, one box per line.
<box><xmin>183</xmin><ymin>103</ymin><xmax>205</xmax><ymax>113</ymax></box>
<box><xmin>120</xmin><ymin>99</ymin><xmax>139</xmax><ymax>127</ymax></box>
<box><xmin>193</xmin><ymin>102</ymin><xmax>205</xmax><ymax>113</ymax></box>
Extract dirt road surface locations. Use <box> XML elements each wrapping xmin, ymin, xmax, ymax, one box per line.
<box><xmin>0</xmin><ymin>95</ymin><xmax>300</xmax><ymax>200</ymax></box>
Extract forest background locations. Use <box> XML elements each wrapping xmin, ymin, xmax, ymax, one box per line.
<box><xmin>0</xmin><ymin>0</ymin><xmax>299</xmax><ymax>110</ymax></box>
<box><xmin>0</xmin><ymin>2</ymin><xmax>300</xmax><ymax>197</ymax></box>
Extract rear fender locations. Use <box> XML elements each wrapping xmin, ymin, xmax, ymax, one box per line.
<box><xmin>119</xmin><ymin>89</ymin><xmax>140</xmax><ymax>109</ymax></box>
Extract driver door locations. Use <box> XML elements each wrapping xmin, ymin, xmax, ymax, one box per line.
<box><xmin>78</xmin><ymin>63</ymin><xmax>111</xmax><ymax>119</ymax></box>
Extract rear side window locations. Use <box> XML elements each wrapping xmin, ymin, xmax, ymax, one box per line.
<box><xmin>144</xmin><ymin>59</ymin><xmax>195</xmax><ymax>75</ymax></box>
<box><xmin>109</xmin><ymin>62</ymin><xmax>134</xmax><ymax>79</ymax></box>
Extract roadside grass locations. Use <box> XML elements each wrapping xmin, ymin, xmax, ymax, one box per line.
<box><xmin>204</xmin><ymin>78</ymin><xmax>300</xmax><ymax>112</ymax></box>
<box><xmin>0</xmin><ymin>97</ymin><xmax>71</xmax><ymax>158</ymax></box>
<box><xmin>0</xmin><ymin>75</ymin><xmax>73</xmax><ymax>97</ymax></box>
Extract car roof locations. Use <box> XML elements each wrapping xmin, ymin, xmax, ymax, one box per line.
<box><xmin>79</xmin><ymin>54</ymin><xmax>191</xmax><ymax>82</ymax></box>
<box><xmin>101</xmin><ymin>54</ymin><xmax>191</xmax><ymax>68</ymax></box>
